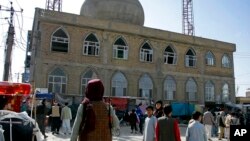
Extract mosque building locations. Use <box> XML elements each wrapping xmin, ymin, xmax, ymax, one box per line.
<box><xmin>29</xmin><ymin>0</ymin><xmax>236</xmax><ymax>106</ymax></box>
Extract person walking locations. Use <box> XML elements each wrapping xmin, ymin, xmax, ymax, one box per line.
<box><xmin>61</xmin><ymin>102</ymin><xmax>72</xmax><ymax>135</ymax></box>
<box><xmin>136</xmin><ymin>105</ymin><xmax>144</xmax><ymax>134</ymax></box>
<box><xmin>203</xmin><ymin>108</ymin><xmax>215</xmax><ymax>141</ymax></box>
<box><xmin>129</xmin><ymin>109</ymin><xmax>138</xmax><ymax>134</ymax></box>
<box><xmin>212</xmin><ymin>111</ymin><xmax>218</xmax><ymax>137</ymax></box>
<box><xmin>237</xmin><ymin>109</ymin><xmax>245</xmax><ymax>126</ymax></box>
<box><xmin>155</xmin><ymin>104</ymin><xmax>181</xmax><ymax>141</ymax></box>
<box><xmin>36</xmin><ymin>99</ymin><xmax>48</xmax><ymax>139</ymax></box>
<box><xmin>218</xmin><ymin>111</ymin><xmax>226</xmax><ymax>140</ymax></box>
<box><xmin>50</xmin><ymin>101</ymin><xmax>61</xmax><ymax>135</ymax></box>
<box><xmin>143</xmin><ymin>105</ymin><xmax>157</xmax><ymax>141</ymax></box>
<box><xmin>186</xmin><ymin>111</ymin><xmax>207</xmax><ymax>141</ymax></box>
<box><xmin>110</xmin><ymin>104</ymin><xmax>120</xmax><ymax>134</ymax></box>
<box><xmin>123</xmin><ymin>110</ymin><xmax>130</xmax><ymax>125</ymax></box>
<box><xmin>70</xmin><ymin>79</ymin><xmax>116</xmax><ymax>141</ymax></box>
<box><xmin>230</xmin><ymin>112</ymin><xmax>239</xmax><ymax>125</ymax></box>
<box><xmin>224</xmin><ymin>112</ymin><xmax>232</xmax><ymax>140</ymax></box>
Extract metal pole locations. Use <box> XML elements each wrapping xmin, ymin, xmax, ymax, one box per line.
<box><xmin>10</xmin><ymin>118</ymin><xmax>12</xmax><ymax>141</ymax></box>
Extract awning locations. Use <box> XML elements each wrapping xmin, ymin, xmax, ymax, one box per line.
<box><xmin>0</xmin><ymin>81</ymin><xmax>31</xmax><ymax>95</ymax></box>
<box><xmin>35</xmin><ymin>93</ymin><xmax>53</xmax><ymax>99</ymax></box>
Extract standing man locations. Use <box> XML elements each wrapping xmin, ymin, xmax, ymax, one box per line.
<box><xmin>70</xmin><ymin>79</ymin><xmax>114</xmax><ymax>141</ymax></box>
<box><xmin>51</xmin><ymin>101</ymin><xmax>61</xmax><ymax>135</ymax></box>
<box><xmin>129</xmin><ymin>109</ymin><xmax>138</xmax><ymax>134</ymax></box>
<box><xmin>218</xmin><ymin>111</ymin><xmax>226</xmax><ymax>140</ymax></box>
<box><xmin>36</xmin><ymin>99</ymin><xmax>48</xmax><ymax>139</ymax></box>
<box><xmin>237</xmin><ymin>109</ymin><xmax>245</xmax><ymax>126</ymax></box>
<box><xmin>203</xmin><ymin>108</ymin><xmax>215</xmax><ymax>141</ymax></box>
<box><xmin>143</xmin><ymin>106</ymin><xmax>157</xmax><ymax>141</ymax></box>
<box><xmin>61</xmin><ymin>102</ymin><xmax>72</xmax><ymax>135</ymax></box>
<box><xmin>155</xmin><ymin>104</ymin><xmax>181</xmax><ymax>141</ymax></box>
<box><xmin>136</xmin><ymin>105</ymin><xmax>144</xmax><ymax>134</ymax></box>
<box><xmin>224</xmin><ymin>112</ymin><xmax>232</xmax><ymax>140</ymax></box>
<box><xmin>186</xmin><ymin>111</ymin><xmax>207</xmax><ymax>141</ymax></box>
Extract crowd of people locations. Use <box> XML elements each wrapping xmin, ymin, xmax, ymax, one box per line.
<box><xmin>1</xmin><ymin>79</ymin><xmax>249</xmax><ymax>141</ymax></box>
<box><xmin>0</xmin><ymin>96</ymin><xmax>72</xmax><ymax>140</ymax></box>
<box><xmin>186</xmin><ymin>107</ymin><xmax>246</xmax><ymax>141</ymax></box>
<box><xmin>120</xmin><ymin>101</ymin><xmax>247</xmax><ymax>141</ymax></box>
<box><xmin>68</xmin><ymin>79</ymin><xmax>182</xmax><ymax>141</ymax></box>
<box><xmin>121</xmin><ymin>100</ymin><xmax>181</xmax><ymax>141</ymax></box>
<box><xmin>35</xmin><ymin>99</ymin><xmax>72</xmax><ymax>139</ymax></box>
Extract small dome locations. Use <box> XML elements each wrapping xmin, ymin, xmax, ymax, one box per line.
<box><xmin>80</xmin><ymin>0</ymin><xmax>144</xmax><ymax>26</ymax></box>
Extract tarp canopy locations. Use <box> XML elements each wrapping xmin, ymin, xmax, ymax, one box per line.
<box><xmin>225</xmin><ymin>102</ymin><xmax>242</xmax><ymax>111</ymax></box>
<box><xmin>171</xmin><ymin>103</ymin><xmax>195</xmax><ymax>116</ymax></box>
<box><xmin>35</xmin><ymin>93</ymin><xmax>53</xmax><ymax>100</ymax></box>
<box><xmin>103</xmin><ymin>97</ymin><xmax>128</xmax><ymax>111</ymax></box>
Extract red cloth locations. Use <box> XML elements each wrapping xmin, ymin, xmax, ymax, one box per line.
<box><xmin>155</xmin><ymin>119</ymin><xmax>181</xmax><ymax>141</ymax></box>
<box><xmin>85</xmin><ymin>79</ymin><xmax>104</xmax><ymax>101</ymax></box>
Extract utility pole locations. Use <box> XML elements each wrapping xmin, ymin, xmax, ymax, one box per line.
<box><xmin>1</xmin><ymin>2</ymin><xmax>23</xmax><ymax>81</ymax></box>
<box><xmin>15</xmin><ymin>72</ymin><xmax>20</xmax><ymax>82</ymax></box>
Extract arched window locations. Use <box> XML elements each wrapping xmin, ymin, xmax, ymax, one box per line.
<box><xmin>140</xmin><ymin>42</ymin><xmax>153</xmax><ymax>62</ymax></box>
<box><xmin>81</xmin><ymin>70</ymin><xmax>98</xmax><ymax>95</ymax></box>
<box><xmin>139</xmin><ymin>74</ymin><xmax>153</xmax><ymax>98</ymax></box>
<box><xmin>164</xmin><ymin>46</ymin><xmax>177</xmax><ymax>65</ymax></box>
<box><xmin>222</xmin><ymin>83</ymin><xmax>229</xmax><ymax>102</ymax></box>
<box><xmin>48</xmin><ymin>68</ymin><xmax>67</xmax><ymax>94</ymax></box>
<box><xmin>83</xmin><ymin>33</ymin><xmax>100</xmax><ymax>56</ymax></box>
<box><xmin>222</xmin><ymin>54</ymin><xmax>231</xmax><ymax>68</ymax></box>
<box><xmin>185</xmin><ymin>49</ymin><xmax>196</xmax><ymax>67</ymax></box>
<box><xmin>111</xmin><ymin>72</ymin><xmax>127</xmax><ymax>96</ymax></box>
<box><xmin>51</xmin><ymin>28</ymin><xmax>69</xmax><ymax>52</ymax></box>
<box><xmin>186</xmin><ymin>78</ymin><xmax>197</xmax><ymax>101</ymax></box>
<box><xmin>205</xmin><ymin>51</ymin><xmax>215</xmax><ymax>66</ymax></box>
<box><xmin>113</xmin><ymin>37</ymin><xmax>128</xmax><ymax>59</ymax></box>
<box><xmin>164</xmin><ymin>76</ymin><xmax>176</xmax><ymax>100</ymax></box>
<box><xmin>205</xmin><ymin>81</ymin><xmax>215</xmax><ymax>101</ymax></box>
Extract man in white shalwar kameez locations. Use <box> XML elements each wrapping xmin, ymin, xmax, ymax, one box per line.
<box><xmin>143</xmin><ymin>106</ymin><xmax>157</xmax><ymax>141</ymax></box>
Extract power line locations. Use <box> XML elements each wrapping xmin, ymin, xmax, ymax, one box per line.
<box><xmin>14</xmin><ymin>39</ymin><xmax>26</xmax><ymax>51</ymax></box>
<box><xmin>14</xmin><ymin>0</ymin><xmax>22</xmax><ymax>9</ymax></box>
<box><xmin>15</xmin><ymin>12</ymin><xmax>27</xmax><ymax>46</ymax></box>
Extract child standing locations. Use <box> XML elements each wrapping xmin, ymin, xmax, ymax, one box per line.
<box><xmin>143</xmin><ymin>106</ymin><xmax>157</xmax><ymax>141</ymax></box>
<box><xmin>129</xmin><ymin>109</ymin><xmax>138</xmax><ymax>134</ymax></box>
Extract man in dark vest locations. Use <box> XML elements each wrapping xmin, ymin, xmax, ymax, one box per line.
<box><xmin>155</xmin><ymin>104</ymin><xmax>181</xmax><ymax>141</ymax></box>
<box><xmin>36</xmin><ymin>99</ymin><xmax>48</xmax><ymax>139</ymax></box>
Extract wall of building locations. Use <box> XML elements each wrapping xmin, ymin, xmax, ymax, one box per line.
<box><xmin>246</xmin><ymin>89</ymin><xmax>250</xmax><ymax>97</ymax></box>
<box><xmin>30</xmin><ymin>9</ymin><xmax>236</xmax><ymax>104</ymax></box>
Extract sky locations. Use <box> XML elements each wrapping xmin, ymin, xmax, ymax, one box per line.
<box><xmin>0</xmin><ymin>0</ymin><xmax>250</xmax><ymax>97</ymax></box>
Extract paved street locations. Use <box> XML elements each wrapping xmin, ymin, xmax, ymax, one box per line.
<box><xmin>43</xmin><ymin>125</ymin><xmax>228</xmax><ymax>141</ymax></box>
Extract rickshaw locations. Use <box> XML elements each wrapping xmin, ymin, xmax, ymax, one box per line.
<box><xmin>0</xmin><ymin>81</ymin><xmax>43</xmax><ymax>141</ymax></box>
